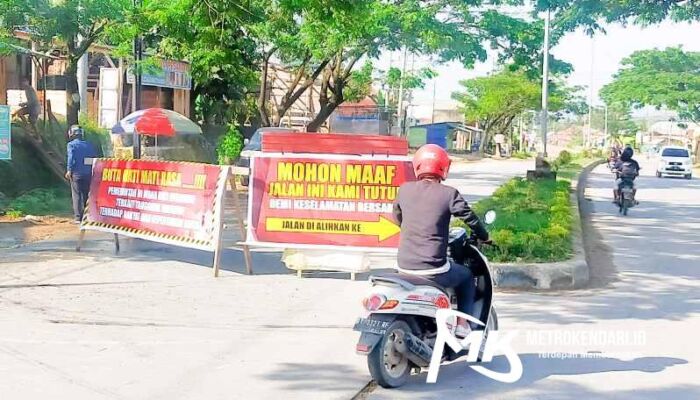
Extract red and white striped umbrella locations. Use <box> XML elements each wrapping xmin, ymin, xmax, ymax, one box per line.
<box><xmin>111</xmin><ymin>108</ymin><xmax>201</xmax><ymax>137</ymax></box>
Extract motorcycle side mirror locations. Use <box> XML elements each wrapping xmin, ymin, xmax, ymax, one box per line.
<box><xmin>484</xmin><ymin>210</ymin><xmax>497</xmax><ymax>225</ymax></box>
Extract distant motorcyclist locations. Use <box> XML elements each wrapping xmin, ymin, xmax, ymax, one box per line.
<box><xmin>393</xmin><ymin>144</ymin><xmax>489</xmax><ymax>337</ymax></box>
<box><xmin>613</xmin><ymin>147</ymin><xmax>640</xmax><ymax>204</ymax></box>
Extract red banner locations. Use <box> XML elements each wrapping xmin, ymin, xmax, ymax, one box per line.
<box><xmin>248</xmin><ymin>155</ymin><xmax>415</xmax><ymax>249</ymax></box>
<box><xmin>83</xmin><ymin>159</ymin><xmax>227</xmax><ymax>250</ymax></box>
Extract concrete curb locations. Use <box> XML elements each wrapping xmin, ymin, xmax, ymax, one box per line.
<box><xmin>491</xmin><ymin>159</ymin><xmax>605</xmax><ymax>290</ymax></box>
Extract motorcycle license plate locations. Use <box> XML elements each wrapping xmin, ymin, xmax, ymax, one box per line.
<box><xmin>353</xmin><ymin>318</ymin><xmax>390</xmax><ymax>335</ymax></box>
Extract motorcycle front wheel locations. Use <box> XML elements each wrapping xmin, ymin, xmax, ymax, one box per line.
<box><xmin>367</xmin><ymin>319</ymin><xmax>413</xmax><ymax>388</ymax></box>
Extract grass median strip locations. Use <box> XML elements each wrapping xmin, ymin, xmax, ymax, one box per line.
<box><xmin>453</xmin><ymin>151</ymin><xmax>602</xmax><ymax>263</ymax></box>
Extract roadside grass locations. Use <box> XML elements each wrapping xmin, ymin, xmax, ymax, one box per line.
<box><xmin>511</xmin><ymin>150</ymin><xmax>534</xmax><ymax>159</ymax></box>
<box><xmin>454</xmin><ymin>150</ymin><xmax>602</xmax><ymax>263</ymax></box>
<box><xmin>3</xmin><ymin>187</ymin><xmax>73</xmax><ymax>217</ymax></box>
<box><xmin>554</xmin><ymin>149</ymin><xmax>603</xmax><ymax>182</ymax></box>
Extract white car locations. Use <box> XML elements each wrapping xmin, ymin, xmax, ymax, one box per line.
<box><xmin>656</xmin><ymin>146</ymin><xmax>693</xmax><ymax>179</ymax></box>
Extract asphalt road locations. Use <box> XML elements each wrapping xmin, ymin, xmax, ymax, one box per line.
<box><xmin>0</xmin><ymin>158</ymin><xmax>531</xmax><ymax>400</ymax></box>
<box><xmin>369</xmin><ymin>158</ymin><xmax>700</xmax><ymax>399</ymax></box>
<box><xmin>448</xmin><ymin>158</ymin><xmax>533</xmax><ymax>204</ymax></box>
<box><xmin>5</xmin><ymin>157</ymin><xmax>698</xmax><ymax>399</ymax></box>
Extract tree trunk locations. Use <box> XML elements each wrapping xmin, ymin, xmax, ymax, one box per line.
<box><xmin>306</xmin><ymin>103</ymin><xmax>338</xmax><ymax>132</ymax></box>
<box><xmin>257</xmin><ymin>54</ymin><xmax>271</xmax><ymax>127</ymax></box>
<box><xmin>64</xmin><ymin>61</ymin><xmax>79</xmax><ymax>127</ymax></box>
<box><xmin>271</xmin><ymin>59</ymin><xmax>330</xmax><ymax>127</ymax></box>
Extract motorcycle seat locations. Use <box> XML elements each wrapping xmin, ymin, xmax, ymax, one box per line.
<box><xmin>371</xmin><ymin>272</ymin><xmax>448</xmax><ymax>293</ymax></box>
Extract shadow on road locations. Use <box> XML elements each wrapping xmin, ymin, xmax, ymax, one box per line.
<box><xmin>382</xmin><ymin>354</ymin><xmax>689</xmax><ymax>398</ymax></box>
<box><xmin>260</xmin><ymin>362</ymin><xmax>368</xmax><ymax>393</ymax></box>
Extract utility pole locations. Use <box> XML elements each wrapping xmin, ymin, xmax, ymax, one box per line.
<box><xmin>540</xmin><ymin>9</ymin><xmax>551</xmax><ymax>157</ymax></box>
<box><xmin>397</xmin><ymin>46</ymin><xmax>408</xmax><ymax>137</ymax></box>
<box><xmin>132</xmin><ymin>0</ymin><xmax>142</xmax><ymax>158</ymax></box>
<box><xmin>431</xmin><ymin>79</ymin><xmax>436</xmax><ymax>124</ymax></box>
<box><xmin>586</xmin><ymin>38</ymin><xmax>595</xmax><ymax>148</ymax></box>
<box><xmin>604</xmin><ymin>105</ymin><xmax>608</xmax><ymax>143</ymax></box>
<box><xmin>385</xmin><ymin>52</ymin><xmax>392</xmax><ymax>109</ymax></box>
<box><xmin>77</xmin><ymin>0</ymin><xmax>88</xmax><ymax>117</ymax></box>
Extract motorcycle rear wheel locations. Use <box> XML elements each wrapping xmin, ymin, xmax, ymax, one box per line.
<box><xmin>367</xmin><ymin>320</ymin><xmax>413</xmax><ymax>388</ymax></box>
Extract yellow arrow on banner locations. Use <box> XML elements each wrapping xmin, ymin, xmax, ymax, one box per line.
<box><xmin>265</xmin><ymin>216</ymin><xmax>401</xmax><ymax>241</ymax></box>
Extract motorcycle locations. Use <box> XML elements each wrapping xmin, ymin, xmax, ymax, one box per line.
<box><xmin>618</xmin><ymin>178</ymin><xmax>635</xmax><ymax>216</ymax></box>
<box><xmin>353</xmin><ymin>211</ymin><xmax>498</xmax><ymax>388</ymax></box>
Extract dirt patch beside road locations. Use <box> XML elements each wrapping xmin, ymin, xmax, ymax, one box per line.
<box><xmin>0</xmin><ymin>216</ymin><xmax>77</xmax><ymax>248</ymax></box>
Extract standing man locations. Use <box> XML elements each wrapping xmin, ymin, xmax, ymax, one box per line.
<box><xmin>66</xmin><ymin>125</ymin><xmax>97</xmax><ymax>223</ymax></box>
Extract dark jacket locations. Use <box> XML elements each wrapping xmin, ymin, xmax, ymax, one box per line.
<box><xmin>614</xmin><ymin>158</ymin><xmax>640</xmax><ymax>179</ymax></box>
<box><xmin>393</xmin><ymin>179</ymin><xmax>488</xmax><ymax>274</ymax></box>
<box><xmin>67</xmin><ymin>138</ymin><xmax>97</xmax><ymax>178</ymax></box>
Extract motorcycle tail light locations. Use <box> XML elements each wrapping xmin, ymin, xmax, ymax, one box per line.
<box><xmin>363</xmin><ymin>294</ymin><xmax>387</xmax><ymax>311</ymax></box>
<box><xmin>379</xmin><ymin>300</ymin><xmax>399</xmax><ymax>310</ymax></box>
<box><xmin>356</xmin><ymin>344</ymin><xmax>370</xmax><ymax>353</ymax></box>
<box><xmin>434</xmin><ymin>295</ymin><xmax>450</xmax><ymax>309</ymax></box>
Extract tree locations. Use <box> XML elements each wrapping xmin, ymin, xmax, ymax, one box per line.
<box><xmin>601</xmin><ymin>47</ymin><xmax>700</xmax><ymax>123</ymax></box>
<box><xmin>252</xmin><ymin>0</ymin><xmax>563</xmax><ymax>131</ymax></box>
<box><xmin>127</xmin><ymin>0</ymin><xmax>262</xmax><ymax>125</ymax></box>
<box><xmin>376</xmin><ymin>66</ymin><xmax>437</xmax><ymax>109</ymax></box>
<box><xmin>0</xmin><ymin>0</ymin><xmax>130</xmax><ymax>125</ymax></box>
<box><xmin>453</xmin><ymin>69</ymin><xmax>585</xmax><ymax>154</ymax></box>
<box><xmin>453</xmin><ymin>70</ymin><xmax>541</xmax><ymax>153</ymax></box>
<box><xmin>589</xmin><ymin>103</ymin><xmax>639</xmax><ymax>136</ymax></box>
<box><xmin>546</xmin><ymin>0</ymin><xmax>700</xmax><ymax>27</ymax></box>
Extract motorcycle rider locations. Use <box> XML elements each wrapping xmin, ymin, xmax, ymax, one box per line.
<box><xmin>613</xmin><ymin>146</ymin><xmax>641</xmax><ymax>204</ymax></box>
<box><xmin>392</xmin><ymin>144</ymin><xmax>489</xmax><ymax>337</ymax></box>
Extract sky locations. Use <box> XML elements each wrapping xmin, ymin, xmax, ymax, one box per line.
<box><xmin>376</xmin><ymin>19</ymin><xmax>700</xmax><ymax>121</ymax></box>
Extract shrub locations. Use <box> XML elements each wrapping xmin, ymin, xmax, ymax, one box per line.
<box><xmin>79</xmin><ymin>114</ymin><xmax>112</xmax><ymax>157</ymax></box>
<box><xmin>217</xmin><ymin>124</ymin><xmax>244</xmax><ymax>165</ymax></box>
<box><xmin>6</xmin><ymin>188</ymin><xmax>72</xmax><ymax>216</ymax></box>
<box><xmin>453</xmin><ymin>177</ymin><xmax>573</xmax><ymax>262</ymax></box>
<box><xmin>551</xmin><ymin>150</ymin><xmax>573</xmax><ymax>171</ymax></box>
<box><xmin>557</xmin><ymin>150</ymin><xmax>572</xmax><ymax>165</ymax></box>
<box><xmin>511</xmin><ymin>150</ymin><xmax>532</xmax><ymax>159</ymax></box>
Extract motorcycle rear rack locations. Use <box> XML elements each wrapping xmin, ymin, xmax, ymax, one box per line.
<box><xmin>369</xmin><ymin>276</ymin><xmax>416</xmax><ymax>290</ymax></box>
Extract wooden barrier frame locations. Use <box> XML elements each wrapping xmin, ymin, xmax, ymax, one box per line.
<box><xmin>76</xmin><ymin>161</ymin><xmax>254</xmax><ymax>277</ymax></box>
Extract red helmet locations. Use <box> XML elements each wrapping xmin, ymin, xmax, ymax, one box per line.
<box><xmin>413</xmin><ymin>144</ymin><xmax>451</xmax><ymax>180</ymax></box>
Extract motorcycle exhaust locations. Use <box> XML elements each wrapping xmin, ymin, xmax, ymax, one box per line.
<box><xmin>394</xmin><ymin>330</ymin><xmax>433</xmax><ymax>368</ymax></box>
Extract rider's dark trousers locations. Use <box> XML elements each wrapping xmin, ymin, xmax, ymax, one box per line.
<box><xmin>430</xmin><ymin>262</ymin><xmax>477</xmax><ymax>327</ymax></box>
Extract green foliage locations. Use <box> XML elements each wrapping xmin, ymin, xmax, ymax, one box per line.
<box><xmin>345</xmin><ymin>61</ymin><xmax>374</xmax><ymax>103</ymax></box>
<box><xmin>546</xmin><ymin>1</ymin><xmax>700</xmax><ymax>28</ymax></box>
<box><xmin>601</xmin><ymin>47</ymin><xmax>700</xmax><ymax>124</ymax></box>
<box><xmin>0</xmin><ymin>0</ymin><xmax>130</xmax><ymax>52</ymax></box>
<box><xmin>588</xmin><ymin>103</ymin><xmax>639</xmax><ymax>136</ymax></box>
<box><xmin>79</xmin><ymin>114</ymin><xmax>111</xmax><ymax>157</ymax></box>
<box><xmin>454</xmin><ymin>70</ymin><xmax>541</xmax><ymax>123</ymax></box>
<box><xmin>512</xmin><ymin>150</ymin><xmax>533</xmax><ymax>159</ymax></box>
<box><xmin>0</xmin><ymin>0</ymin><xmax>130</xmax><ymax>124</ymax></box>
<box><xmin>551</xmin><ymin>150</ymin><xmax>573</xmax><ymax>171</ymax></box>
<box><xmin>216</xmin><ymin>125</ymin><xmax>244</xmax><ymax>165</ymax></box>
<box><xmin>136</xmin><ymin>0</ymin><xmax>260</xmax><ymax>125</ymax></box>
<box><xmin>380</xmin><ymin>66</ymin><xmax>438</xmax><ymax>108</ymax></box>
<box><xmin>453</xmin><ymin>178</ymin><xmax>573</xmax><ymax>262</ymax></box>
<box><xmin>555</xmin><ymin>151</ymin><xmax>604</xmax><ymax>181</ymax></box>
<box><xmin>6</xmin><ymin>188</ymin><xmax>72</xmax><ymax>217</ymax></box>
<box><xmin>452</xmin><ymin>70</ymin><xmax>540</xmax><ymax>152</ymax></box>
